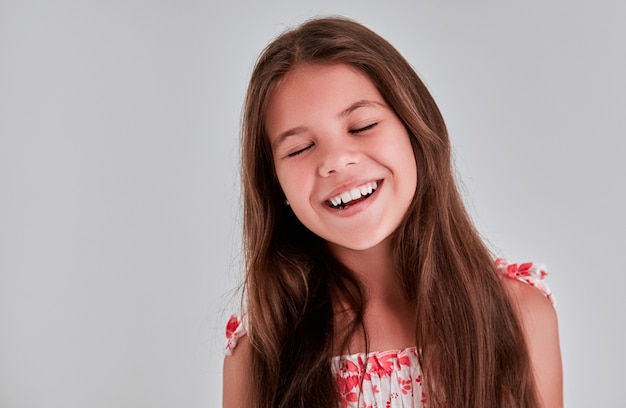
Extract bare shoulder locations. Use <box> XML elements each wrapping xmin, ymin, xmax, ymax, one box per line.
<box><xmin>223</xmin><ymin>334</ymin><xmax>252</xmax><ymax>408</ymax></box>
<box><xmin>501</xmin><ymin>277</ymin><xmax>563</xmax><ymax>407</ymax></box>
<box><xmin>501</xmin><ymin>276</ymin><xmax>555</xmax><ymax>317</ymax></box>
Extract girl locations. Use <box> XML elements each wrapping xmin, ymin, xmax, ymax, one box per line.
<box><xmin>223</xmin><ymin>16</ymin><xmax>562</xmax><ymax>408</ymax></box>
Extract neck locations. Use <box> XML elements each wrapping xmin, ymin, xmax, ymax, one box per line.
<box><xmin>328</xmin><ymin>238</ymin><xmax>398</xmax><ymax>301</ymax></box>
<box><xmin>328</xmin><ymin>237</ymin><xmax>415</xmax><ymax>354</ymax></box>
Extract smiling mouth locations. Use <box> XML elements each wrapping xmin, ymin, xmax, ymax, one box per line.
<box><xmin>328</xmin><ymin>181</ymin><xmax>379</xmax><ymax>209</ymax></box>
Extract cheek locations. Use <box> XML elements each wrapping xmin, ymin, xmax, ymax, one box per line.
<box><xmin>275</xmin><ymin>164</ymin><xmax>308</xmax><ymax>203</ymax></box>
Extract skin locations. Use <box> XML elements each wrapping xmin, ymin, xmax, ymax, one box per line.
<box><xmin>223</xmin><ymin>63</ymin><xmax>563</xmax><ymax>407</ymax></box>
<box><xmin>223</xmin><ymin>335</ymin><xmax>251</xmax><ymax>407</ymax></box>
<box><xmin>502</xmin><ymin>277</ymin><xmax>563</xmax><ymax>407</ymax></box>
<box><xmin>266</xmin><ymin>64</ymin><xmax>418</xmax><ymax>258</ymax></box>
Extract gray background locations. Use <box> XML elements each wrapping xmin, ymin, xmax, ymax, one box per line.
<box><xmin>1</xmin><ymin>0</ymin><xmax>624</xmax><ymax>407</ymax></box>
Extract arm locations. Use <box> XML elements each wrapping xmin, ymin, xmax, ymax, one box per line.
<box><xmin>502</xmin><ymin>277</ymin><xmax>563</xmax><ymax>407</ymax></box>
<box><xmin>222</xmin><ymin>334</ymin><xmax>252</xmax><ymax>408</ymax></box>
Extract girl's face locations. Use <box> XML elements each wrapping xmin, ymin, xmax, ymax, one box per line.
<box><xmin>266</xmin><ymin>64</ymin><xmax>417</xmax><ymax>254</ymax></box>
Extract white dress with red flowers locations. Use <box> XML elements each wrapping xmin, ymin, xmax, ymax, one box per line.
<box><xmin>224</xmin><ymin>259</ymin><xmax>554</xmax><ymax>408</ymax></box>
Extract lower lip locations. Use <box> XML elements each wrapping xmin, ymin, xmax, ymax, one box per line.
<box><xmin>325</xmin><ymin>181</ymin><xmax>382</xmax><ymax>218</ymax></box>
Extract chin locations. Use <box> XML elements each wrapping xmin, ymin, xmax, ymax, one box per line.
<box><xmin>328</xmin><ymin>234</ymin><xmax>390</xmax><ymax>253</ymax></box>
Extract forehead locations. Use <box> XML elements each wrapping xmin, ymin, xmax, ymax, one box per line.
<box><xmin>265</xmin><ymin>64</ymin><xmax>384</xmax><ymax>138</ymax></box>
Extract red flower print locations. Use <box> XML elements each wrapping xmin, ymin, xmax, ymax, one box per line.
<box><xmin>518</xmin><ymin>262</ymin><xmax>533</xmax><ymax>277</ymax></box>
<box><xmin>398</xmin><ymin>378</ymin><xmax>412</xmax><ymax>395</ymax></box>
<box><xmin>398</xmin><ymin>355</ymin><xmax>410</xmax><ymax>367</ymax></box>
<box><xmin>225</xmin><ymin>315</ymin><xmax>240</xmax><ymax>339</ymax></box>
<box><xmin>336</xmin><ymin>374</ymin><xmax>361</xmax><ymax>394</ymax></box>
<box><xmin>345</xmin><ymin>359</ymin><xmax>361</xmax><ymax>374</ymax></box>
<box><xmin>367</xmin><ymin>355</ymin><xmax>388</xmax><ymax>377</ymax></box>
<box><xmin>368</xmin><ymin>353</ymin><xmax>397</xmax><ymax>376</ymax></box>
<box><xmin>346</xmin><ymin>392</ymin><xmax>358</xmax><ymax>402</ymax></box>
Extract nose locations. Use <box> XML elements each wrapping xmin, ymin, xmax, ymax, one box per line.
<box><xmin>317</xmin><ymin>139</ymin><xmax>361</xmax><ymax>177</ymax></box>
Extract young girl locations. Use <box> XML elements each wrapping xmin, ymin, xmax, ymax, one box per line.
<box><xmin>223</xmin><ymin>16</ymin><xmax>562</xmax><ymax>408</ymax></box>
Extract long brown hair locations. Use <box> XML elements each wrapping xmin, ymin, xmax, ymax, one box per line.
<box><xmin>241</xmin><ymin>16</ymin><xmax>538</xmax><ymax>407</ymax></box>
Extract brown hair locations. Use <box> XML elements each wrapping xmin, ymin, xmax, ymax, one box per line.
<box><xmin>241</xmin><ymin>16</ymin><xmax>538</xmax><ymax>407</ymax></box>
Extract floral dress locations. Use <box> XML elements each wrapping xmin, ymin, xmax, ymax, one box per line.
<box><xmin>224</xmin><ymin>259</ymin><xmax>555</xmax><ymax>408</ymax></box>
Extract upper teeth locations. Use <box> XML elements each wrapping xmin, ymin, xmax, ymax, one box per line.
<box><xmin>329</xmin><ymin>181</ymin><xmax>378</xmax><ymax>207</ymax></box>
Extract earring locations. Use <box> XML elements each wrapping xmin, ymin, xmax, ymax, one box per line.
<box><xmin>284</xmin><ymin>199</ymin><xmax>290</xmax><ymax>206</ymax></box>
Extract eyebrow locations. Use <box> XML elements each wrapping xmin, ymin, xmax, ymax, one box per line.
<box><xmin>272</xmin><ymin>126</ymin><xmax>309</xmax><ymax>150</ymax></box>
<box><xmin>271</xmin><ymin>99</ymin><xmax>385</xmax><ymax>150</ymax></box>
<box><xmin>338</xmin><ymin>99</ymin><xmax>386</xmax><ymax>118</ymax></box>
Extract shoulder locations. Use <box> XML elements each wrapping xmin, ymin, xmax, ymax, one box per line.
<box><xmin>495</xmin><ymin>259</ymin><xmax>559</xmax><ymax>340</ymax></box>
<box><xmin>501</xmin><ymin>273</ymin><xmax>558</xmax><ymax>333</ymax></box>
<box><xmin>497</xmin><ymin>260</ymin><xmax>563</xmax><ymax>407</ymax></box>
<box><xmin>223</xmin><ymin>315</ymin><xmax>252</xmax><ymax>407</ymax></box>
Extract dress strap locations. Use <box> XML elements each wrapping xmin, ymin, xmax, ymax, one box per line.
<box><xmin>224</xmin><ymin>314</ymin><xmax>246</xmax><ymax>355</ymax></box>
<box><xmin>495</xmin><ymin>258</ymin><xmax>556</xmax><ymax>306</ymax></box>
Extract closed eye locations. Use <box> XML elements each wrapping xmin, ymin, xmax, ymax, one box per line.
<box><xmin>286</xmin><ymin>144</ymin><xmax>313</xmax><ymax>157</ymax></box>
<box><xmin>349</xmin><ymin>122</ymin><xmax>378</xmax><ymax>134</ymax></box>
